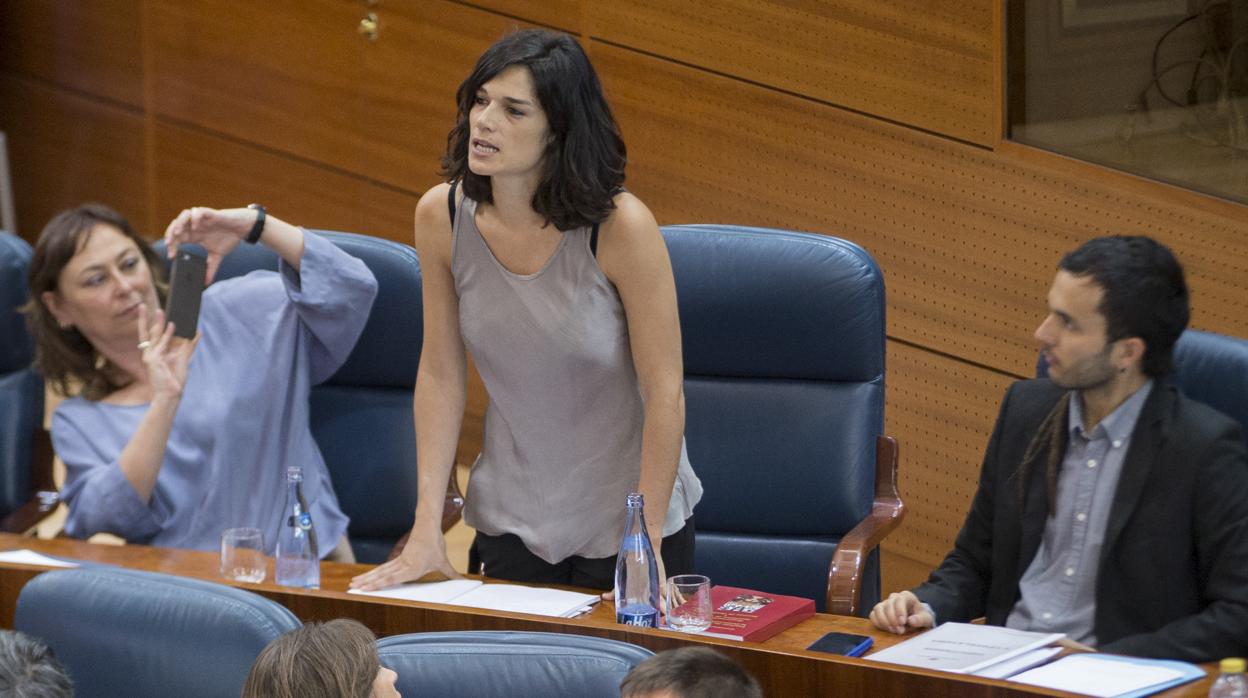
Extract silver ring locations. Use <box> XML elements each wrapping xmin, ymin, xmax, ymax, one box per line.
<box><xmin>137</xmin><ymin>340</ymin><xmax>152</xmax><ymax>350</ymax></box>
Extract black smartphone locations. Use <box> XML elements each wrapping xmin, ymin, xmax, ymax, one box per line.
<box><xmin>165</xmin><ymin>249</ymin><xmax>206</xmax><ymax>339</ymax></box>
<box><xmin>807</xmin><ymin>631</ymin><xmax>873</xmax><ymax>657</ymax></box>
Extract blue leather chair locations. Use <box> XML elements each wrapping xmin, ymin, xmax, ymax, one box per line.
<box><xmin>662</xmin><ymin>225</ymin><xmax>903</xmax><ymax>616</ymax></box>
<box><xmin>0</xmin><ymin>232</ymin><xmax>57</xmax><ymax>533</ymax></box>
<box><xmin>158</xmin><ymin>231</ymin><xmax>463</xmax><ymax>563</ymax></box>
<box><xmin>1038</xmin><ymin>328</ymin><xmax>1248</xmax><ymax>443</ymax></box>
<box><xmin>377</xmin><ymin>630</ymin><xmax>652</xmax><ymax>697</ymax></box>
<box><xmin>14</xmin><ymin>567</ymin><xmax>301</xmax><ymax>698</ymax></box>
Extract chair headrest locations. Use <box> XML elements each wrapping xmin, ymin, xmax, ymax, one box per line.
<box><xmin>662</xmin><ymin>225</ymin><xmax>885</xmax><ymax>381</ymax></box>
<box><xmin>0</xmin><ymin>233</ymin><xmax>35</xmax><ymax>372</ymax></box>
<box><xmin>378</xmin><ymin>631</ymin><xmax>652</xmax><ymax>697</ymax></box>
<box><xmin>1170</xmin><ymin>329</ymin><xmax>1248</xmax><ymax>438</ymax></box>
<box><xmin>15</xmin><ymin>567</ymin><xmax>300</xmax><ymax>698</ymax></box>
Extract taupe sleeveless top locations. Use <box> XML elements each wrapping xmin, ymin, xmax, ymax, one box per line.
<box><xmin>452</xmin><ymin>194</ymin><xmax>702</xmax><ymax>563</ymax></box>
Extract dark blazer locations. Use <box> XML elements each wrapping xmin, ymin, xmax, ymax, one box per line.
<box><xmin>914</xmin><ymin>379</ymin><xmax>1248</xmax><ymax>661</ymax></box>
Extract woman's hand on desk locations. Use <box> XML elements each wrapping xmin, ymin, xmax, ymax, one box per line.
<box><xmin>349</xmin><ymin>523</ymin><xmax>461</xmax><ymax>591</ymax></box>
<box><xmin>869</xmin><ymin>591</ymin><xmax>935</xmax><ymax>635</ymax></box>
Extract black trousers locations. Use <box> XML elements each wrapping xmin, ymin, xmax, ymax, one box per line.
<box><xmin>468</xmin><ymin>516</ymin><xmax>695</xmax><ymax>591</ymax></box>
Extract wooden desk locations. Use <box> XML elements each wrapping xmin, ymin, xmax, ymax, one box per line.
<box><xmin>0</xmin><ymin>535</ymin><xmax>1211</xmax><ymax>697</ymax></box>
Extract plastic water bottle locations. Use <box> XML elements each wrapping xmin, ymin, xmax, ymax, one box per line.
<box><xmin>1210</xmin><ymin>658</ymin><xmax>1248</xmax><ymax>697</ymax></box>
<box><xmin>614</xmin><ymin>492</ymin><xmax>660</xmax><ymax>628</ymax></box>
<box><xmin>275</xmin><ymin>466</ymin><xmax>320</xmax><ymax>588</ymax></box>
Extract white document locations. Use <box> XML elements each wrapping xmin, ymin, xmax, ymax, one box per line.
<box><xmin>974</xmin><ymin>647</ymin><xmax>1063</xmax><ymax>679</ymax></box>
<box><xmin>867</xmin><ymin>622</ymin><xmax>1064</xmax><ymax>674</ymax></box>
<box><xmin>350</xmin><ymin>579</ymin><xmax>483</xmax><ymax>604</ymax></box>
<box><xmin>1010</xmin><ymin>654</ymin><xmax>1187</xmax><ymax>697</ymax></box>
<box><xmin>350</xmin><ymin>580</ymin><xmax>599</xmax><ymax>618</ymax></box>
<box><xmin>0</xmin><ymin>549</ymin><xmax>78</xmax><ymax>568</ymax></box>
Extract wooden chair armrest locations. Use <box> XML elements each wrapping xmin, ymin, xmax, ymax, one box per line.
<box><xmin>1</xmin><ymin>428</ymin><xmax>60</xmax><ymax>535</ymax></box>
<box><xmin>0</xmin><ymin>491</ymin><xmax>60</xmax><ymax>535</ymax></box>
<box><xmin>386</xmin><ymin>466</ymin><xmax>466</xmax><ymax>562</ymax></box>
<box><xmin>826</xmin><ymin>435</ymin><xmax>905</xmax><ymax>616</ymax></box>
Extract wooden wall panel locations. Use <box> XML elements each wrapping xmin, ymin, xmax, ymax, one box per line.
<box><xmin>885</xmin><ymin>341</ymin><xmax>1015</xmax><ymax>568</ymax></box>
<box><xmin>356</xmin><ymin>1</ymin><xmax>537</xmax><ymax>192</ymax></box>
<box><xmin>591</xmin><ymin>1</ymin><xmax>999</xmax><ymax>146</ymax></box>
<box><xmin>458</xmin><ymin>0</ymin><xmax>581</xmax><ymax>33</ymax></box>
<box><xmin>153</xmin><ymin>121</ymin><xmax>416</xmax><ymax>243</ymax></box>
<box><xmin>594</xmin><ymin>45</ymin><xmax>1248</xmax><ymax>382</ymax></box>
<box><xmin>149</xmin><ymin>0</ymin><xmax>365</xmax><ymax>177</ymax></box>
<box><xmin>0</xmin><ymin>76</ymin><xmax>147</xmax><ymax>240</ymax></box>
<box><xmin>0</xmin><ymin>0</ymin><xmax>143</xmax><ymax>107</ymax></box>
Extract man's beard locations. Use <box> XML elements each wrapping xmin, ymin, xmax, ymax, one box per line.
<box><xmin>1050</xmin><ymin>344</ymin><xmax>1116</xmax><ymax>392</ymax></box>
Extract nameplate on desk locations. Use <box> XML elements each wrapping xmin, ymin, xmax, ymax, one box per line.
<box><xmin>349</xmin><ymin>579</ymin><xmax>598</xmax><ymax>618</ymax></box>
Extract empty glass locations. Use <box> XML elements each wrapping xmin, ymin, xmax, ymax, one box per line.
<box><xmin>220</xmin><ymin>527</ymin><xmax>267</xmax><ymax>583</ymax></box>
<box><xmin>666</xmin><ymin>574</ymin><xmax>713</xmax><ymax>633</ymax></box>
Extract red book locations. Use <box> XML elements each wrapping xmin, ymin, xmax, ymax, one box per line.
<box><xmin>701</xmin><ymin>586</ymin><xmax>816</xmax><ymax>643</ymax></box>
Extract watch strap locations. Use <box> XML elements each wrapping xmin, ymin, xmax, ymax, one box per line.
<box><xmin>245</xmin><ymin>204</ymin><xmax>266</xmax><ymax>244</ymax></box>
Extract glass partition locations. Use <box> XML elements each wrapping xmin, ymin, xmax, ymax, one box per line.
<box><xmin>1008</xmin><ymin>0</ymin><xmax>1248</xmax><ymax>203</ymax></box>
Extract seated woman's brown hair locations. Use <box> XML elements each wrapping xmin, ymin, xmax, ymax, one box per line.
<box><xmin>23</xmin><ymin>202</ymin><xmax>167</xmax><ymax>400</ymax></box>
<box><xmin>241</xmin><ymin>619</ymin><xmax>398</xmax><ymax>698</ymax></box>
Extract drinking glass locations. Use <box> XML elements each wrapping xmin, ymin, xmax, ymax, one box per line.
<box><xmin>666</xmin><ymin>574</ymin><xmax>713</xmax><ymax>633</ymax></box>
<box><xmin>220</xmin><ymin>527</ymin><xmax>267</xmax><ymax>583</ymax></box>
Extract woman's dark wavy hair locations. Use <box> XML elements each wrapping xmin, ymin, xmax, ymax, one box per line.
<box><xmin>22</xmin><ymin>203</ymin><xmax>167</xmax><ymax>400</ymax></box>
<box><xmin>441</xmin><ymin>28</ymin><xmax>626</xmax><ymax>231</ymax></box>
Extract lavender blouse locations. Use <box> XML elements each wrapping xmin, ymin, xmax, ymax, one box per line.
<box><xmin>52</xmin><ymin>232</ymin><xmax>378</xmax><ymax>557</ymax></box>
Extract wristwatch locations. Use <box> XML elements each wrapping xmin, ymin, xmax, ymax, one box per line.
<box><xmin>245</xmin><ymin>204</ymin><xmax>266</xmax><ymax>244</ymax></box>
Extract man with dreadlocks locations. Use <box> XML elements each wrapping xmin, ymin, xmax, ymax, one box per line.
<box><xmin>870</xmin><ymin>236</ymin><xmax>1248</xmax><ymax>662</ymax></box>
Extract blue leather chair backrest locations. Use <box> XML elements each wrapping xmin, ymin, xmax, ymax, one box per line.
<box><xmin>1167</xmin><ymin>330</ymin><xmax>1248</xmax><ymax>441</ymax></box>
<box><xmin>155</xmin><ymin>231</ymin><xmax>421</xmax><ymax>563</ymax></box>
<box><xmin>0</xmin><ymin>232</ymin><xmax>41</xmax><ymax>518</ymax></box>
<box><xmin>377</xmin><ymin>630</ymin><xmax>653</xmax><ymax>697</ymax></box>
<box><xmin>661</xmin><ymin>225</ymin><xmax>886</xmax><ymax>611</ymax></box>
<box><xmin>1038</xmin><ymin>328</ymin><xmax>1248</xmax><ymax>443</ymax></box>
<box><xmin>14</xmin><ymin>567</ymin><xmax>300</xmax><ymax>697</ymax></box>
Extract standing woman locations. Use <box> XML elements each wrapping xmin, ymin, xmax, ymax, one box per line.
<box><xmin>26</xmin><ymin>203</ymin><xmax>377</xmax><ymax>559</ymax></box>
<box><xmin>353</xmin><ymin>29</ymin><xmax>701</xmax><ymax>591</ymax></box>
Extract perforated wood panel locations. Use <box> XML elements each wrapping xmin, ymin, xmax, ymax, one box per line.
<box><xmin>0</xmin><ymin>0</ymin><xmax>143</xmax><ymax>107</ymax></box>
<box><xmin>595</xmin><ymin>45</ymin><xmax>1248</xmax><ymax>380</ymax></box>
<box><xmin>591</xmin><ymin>0</ymin><xmax>999</xmax><ymax>146</ymax></box>
<box><xmin>0</xmin><ymin>76</ymin><xmax>148</xmax><ymax>239</ymax></box>
<box><xmin>149</xmin><ymin>0</ymin><xmax>366</xmax><ymax>180</ymax></box>
<box><xmin>462</xmin><ymin>0</ymin><xmax>582</xmax><ymax>33</ymax></box>
<box><xmin>886</xmin><ymin>341</ymin><xmax>1016</xmax><ymax>568</ymax></box>
<box><xmin>355</xmin><ymin>1</ymin><xmax>539</xmax><ymax>192</ymax></box>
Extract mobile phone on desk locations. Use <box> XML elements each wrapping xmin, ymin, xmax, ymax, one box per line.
<box><xmin>807</xmin><ymin>631</ymin><xmax>873</xmax><ymax>657</ymax></box>
<box><xmin>165</xmin><ymin>249</ymin><xmax>207</xmax><ymax>339</ymax></box>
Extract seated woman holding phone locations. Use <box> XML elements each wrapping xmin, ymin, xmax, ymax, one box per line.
<box><xmin>24</xmin><ymin>203</ymin><xmax>377</xmax><ymax>560</ymax></box>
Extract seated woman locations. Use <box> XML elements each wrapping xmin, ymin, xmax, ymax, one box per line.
<box><xmin>25</xmin><ymin>203</ymin><xmax>377</xmax><ymax>560</ymax></box>
<box><xmin>242</xmin><ymin>619</ymin><xmax>398</xmax><ymax>698</ymax></box>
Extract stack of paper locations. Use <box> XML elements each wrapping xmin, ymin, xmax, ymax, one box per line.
<box><xmin>1009</xmin><ymin>654</ymin><xmax>1203</xmax><ymax>697</ymax></box>
<box><xmin>866</xmin><ymin>622</ymin><xmax>1063</xmax><ymax>674</ymax></box>
<box><xmin>350</xmin><ymin>579</ymin><xmax>599</xmax><ymax>618</ymax></box>
<box><xmin>0</xmin><ymin>549</ymin><xmax>79</xmax><ymax>568</ymax></box>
